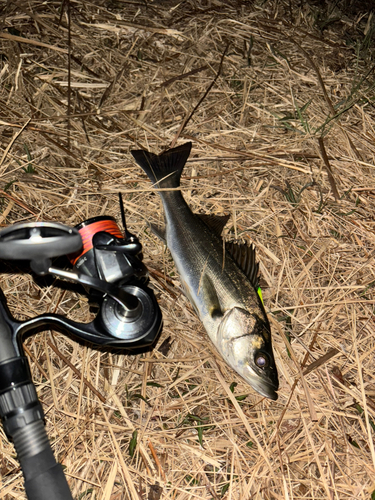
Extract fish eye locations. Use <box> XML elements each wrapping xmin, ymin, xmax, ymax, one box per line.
<box><xmin>255</xmin><ymin>353</ymin><xmax>269</xmax><ymax>369</ymax></box>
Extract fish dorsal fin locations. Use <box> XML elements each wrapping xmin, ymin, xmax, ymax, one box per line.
<box><xmin>226</xmin><ymin>241</ymin><xmax>260</xmax><ymax>290</ymax></box>
<box><xmin>196</xmin><ymin>213</ymin><xmax>230</xmax><ymax>237</ymax></box>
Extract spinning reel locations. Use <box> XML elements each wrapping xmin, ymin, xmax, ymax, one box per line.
<box><xmin>0</xmin><ymin>196</ymin><xmax>162</xmax><ymax>500</ymax></box>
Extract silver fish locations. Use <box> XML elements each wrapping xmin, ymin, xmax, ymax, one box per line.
<box><xmin>131</xmin><ymin>143</ymin><xmax>279</xmax><ymax>400</ymax></box>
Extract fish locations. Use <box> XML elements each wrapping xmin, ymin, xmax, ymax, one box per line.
<box><xmin>131</xmin><ymin>142</ymin><xmax>279</xmax><ymax>400</ymax></box>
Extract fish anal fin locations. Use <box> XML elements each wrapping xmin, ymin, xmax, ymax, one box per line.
<box><xmin>200</xmin><ymin>273</ymin><xmax>223</xmax><ymax>319</ymax></box>
<box><xmin>196</xmin><ymin>213</ymin><xmax>230</xmax><ymax>237</ymax></box>
<box><xmin>150</xmin><ymin>223</ymin><xmax>166</xmax><ymax>243</ymax></box>
<box><xmin>226</xmin><ymin>241</ymin><xmax>260</xmax><ymax>290</ymax></box>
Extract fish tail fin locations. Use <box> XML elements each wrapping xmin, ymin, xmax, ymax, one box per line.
<box><xmin>131</xmin><ymin>142</ymin><xmax>192</xmax><ymax>189</ymax></box>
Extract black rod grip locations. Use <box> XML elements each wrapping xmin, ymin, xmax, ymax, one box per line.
<box><xmin>0</xmin><ymin>356</ymin><xmax>74</xmax><ymax>500</ymax></box>
<box><xmin>14</xmin><ymin>422</ymin><xmax>74</xmax><ymax>500</ymax></box>
<box><xmin>23</xmin><ymin>448</ymin><xmax>73</xmax><ymax>500</ymax></box>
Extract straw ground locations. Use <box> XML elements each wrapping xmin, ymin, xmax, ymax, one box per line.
<box><xmin>0</xmin><ymin>1</ymin><xmax>374</xmax><ymax>499</ymax></box>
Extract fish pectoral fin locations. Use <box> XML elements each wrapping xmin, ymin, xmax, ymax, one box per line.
<box><xmin>200</xmin><ymin>273</ymin><xmax>223</xmax><ymax>319</ymax></box>
<box><xmin>196</xmin><ymin>213</ymin><xmax>230</xmax><ymax>237</ymax></box>
<box><xmin>150</xmin><ymin>223</ymin><xmax>166</xmax><ymax>243</ymax></box>
<box><xmin>226</xmin><ymin>241</ymin><xmax>260</xmax><ymax>290</ymax></box>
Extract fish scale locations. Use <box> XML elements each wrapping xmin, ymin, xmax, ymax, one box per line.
<box><xmin>131</xmin><ymin>142</ymin><xmax>279</xmax><ymax>400</ymax></box>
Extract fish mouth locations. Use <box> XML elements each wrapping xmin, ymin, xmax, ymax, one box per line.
<box><xmin>242</xmin><ymin>368</ymin><xmax>279</xmax><ymax>400</ymax></box>
<box><xmin>254</xmin><ymin>381</ymin><xmax>278</xmax><ymax>401</ymax></box>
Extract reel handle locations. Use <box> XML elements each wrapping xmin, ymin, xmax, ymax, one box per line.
<box><xmin>0</xmin><ymin>222</ymin><xmax>82</xmax><ymax>261</ymax></box>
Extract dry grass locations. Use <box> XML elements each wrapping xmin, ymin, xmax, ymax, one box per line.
<box><xmin>0</xmin><ymin>1</ymin><xmax>375</xmax><ymax>499</ymax></box>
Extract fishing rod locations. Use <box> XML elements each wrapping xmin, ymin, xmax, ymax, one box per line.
<box><xmin>0</xmin><ymin>194</ymin><xmax>162</xmax><ymax>500</ymax></box>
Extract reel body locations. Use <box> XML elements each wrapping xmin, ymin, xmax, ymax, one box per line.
<box><xmin>0</xmin><ymin>215</ymin><xmax>162</xmax><ymax>353</ymax></box>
